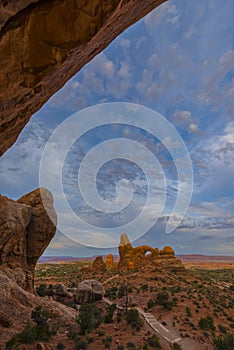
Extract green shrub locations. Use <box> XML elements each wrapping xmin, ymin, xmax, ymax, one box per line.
<box><xmin>147</xmin><ymin>334</ymin><xmax>161</xmax><ymax>348</ymax></box>
<box><xmin>198</xmin><ymin>316</ymin><xmax>215</xmax><ymax>331</ymax></box>
<box><xmin>117</xmin><ymin>345</ymin><xmax>125</xmax><ymax>350</ymax></box>
<box><xmin>77</xmin><ymin>304</ymin><xmax>103</xmax><ymax>335</ymax></box>
<box><xmin>218</xmin><ymin>324</ymin><xmax>227</xmax><ymax>333</ymax></box>
<box><xmin>36</xmin><ymin>284</ymin><xmax>48</xmax><ymax>297</ymax></box>
<box><xmin>156</xmin><ymin>291</ymin><xmax>173</xmax><ymax>310</ymax></box>
<box><xmin>103</xmin><ymin>336</ymin><xmax>112</xmax><ymax>348</ymax></box>
<box><xmin>213</xmin><ymin>333</ymin><xmax>234</xmax><ymax>350</ymax></box>
<box><xmin>156</xmin><ymin>291</ymin><xmax>169</xmax><ymax>306</ymax></box>
<box><xmin>97</xmin><ymin>330</ymin><xmax>105</xmax><ymax>336</ymax></box>
<box><xmin>147</xmin><ymin>299</ymin><xmax>155</xmax><ymax>309</ymax></box>
<box><xmin>125</xmin><ymin>308</ymin><xmax>143</xmax><ymax>330</ymax></box>
<box><xmin>86</xmin><ymin>336</ymin><xmax>94</xmax><ymax>343</ymax></box>
<box><xmin>141</xmin><ymin>284</ymin><xmax>149</xmax><ymax>291</ymax></box>
<box><xmin>104</xmin><ymin>304</ymin><xmax>116</xmax><ymax>323</ymax></box>
<box><xmin>74</xmin><ymin>336</ymin><xmax>87</xmax><ymax>349</ymax></box>
<box><xmin>186</xmin><ymin>306</ymin><xmax>192</xmax><ymax>317</ymax></box>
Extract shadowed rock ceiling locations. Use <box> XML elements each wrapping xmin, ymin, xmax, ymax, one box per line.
<box><xmin>0</xmin><ymin>0</ymin><xmax>166</xmax><ymax>156</ymax></box>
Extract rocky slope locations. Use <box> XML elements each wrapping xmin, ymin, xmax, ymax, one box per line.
<box><xmin>0</xmin><ymin>187</ymin><xmax>56</xmax><ymax>291</ymax></box>
<box><xmin>0</xmin><ymin>270</ymin><xmax>78</xmax><ymax>348</ymax></box>
<box><xmin>0</xmin><ymin>0</ymin><xmax>166</xmax><ymax>156</ymax></box>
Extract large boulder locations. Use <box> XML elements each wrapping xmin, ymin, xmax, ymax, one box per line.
<box><xmin>75</xmin><ymin>279</ymin><xmax>105</xmax><ymax>304</ymax></box>
<box><xmin>0</xmin><ymin>188</ymin><xmax>56</xmax><ymax>291</ymax></box>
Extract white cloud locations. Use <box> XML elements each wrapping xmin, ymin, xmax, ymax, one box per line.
<box><xmin>189</xmin><ymin>123</ymin><xmax>203</xmax><ymax>136</ymax></box>
<box><xmin>183</xmin><ymin>26</ymin><xmax>197</xmax><ymax>39</ymax></box>
<box><xmin>171</xmin><ymin>110</ymin><xmax>193</xmax><ymax>125</ymax></box>
<box><xmin>144</xmin><ymin>2</ymin><xmax>180</xmax><ymax>29</ymax></box>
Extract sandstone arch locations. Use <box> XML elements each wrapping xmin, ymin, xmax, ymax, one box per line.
<box><xmin>0</xmin><ymin>0</ymin><xmax>166</xmax><ymax>156</ymax></box>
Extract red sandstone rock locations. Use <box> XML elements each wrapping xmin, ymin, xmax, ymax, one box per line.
<box><xmin>0</xmin><ymin>188</ymin><xmax>56</xmax><ymax>291</ymax></box>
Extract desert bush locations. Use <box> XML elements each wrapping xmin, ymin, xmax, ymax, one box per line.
<box><xmin>156</xmin><ymin>291</ymin><xmax>169</xmax><ymax>306</ymax></box>
<box><xmin>74</xmin><ymin>336</ymin><xmax>87</xmax><ymax>349</ymax></box>
<box><xmin>141</xmin><ymin>284</ymin><xmax>149</xmax><ymax>291</ymax></box>
<box><xmin>104</xmin><ymin>304</ymin><xmax>116</xmax><ymax>323</ymax></box>
<box><xmin>102</xmin><ymin>336</ymin><xmax>112</xmax><ymax>348</ymax></box>
<box><xmin>198</xmin><ymin>316</ymin><xmax>215</xmax><ymax>331</ymax></box>
<box><xmin>125</xmin><ymin>308</ymin><xmax>143</xmax><ymax>330</ymax></box>
<box><xmin>117</xmin><ymin>344</ymin><xmax>125</xmax><ymax>350</ymax></box>
<box><xmin>147</xmin><ymin>334</ymin><xmax>161</xmax><ymax>348</ymax></box>
<box><xmin>36</xmin><ymin>283</ymin><xmax>48</xmax><ymax>297</ymax></box>
<box><xmin>97</xmin><ymin>330</ymin><xmax>105</xmax><ymax>336</ymax></box>
<box><xmin>147</xmin><ymin>299</ymin><xmax>155</xmax><ymax>309</ymax></box>
<box><xmin>105</xmin><ymin>286</ymin><xmax>118</xmax><ymax>299</ymax></box>
<box><xmin>156</xmin><ymin>291</ymin><xmax>174</xmax><ymax>310</ymax></box>
<box><xmin>218</xmin><ymin>324</ymin><xmax>227</xmax><ymax>333</ymax></box>
<box><xmin>77</xmin><ymin>304</ymin><xmax>103</xmax><ymax>335</ymax></box>
<box><xmin>186</xmin><ymin>306</ymin><xmax>192</xmax><ymax>317</ymax></box>
<box><xmin>213</xmin><ymin>333</ymin><xmax>234</xmax><ymax>350</ymax></box>
<box><xmin>6</xmin><ymin>305</ymin><xmax>55</xmax><ymax>349</ymax></box>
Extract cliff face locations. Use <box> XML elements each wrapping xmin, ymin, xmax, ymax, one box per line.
<box><xmin>0</xmin><ymin>0</ymin><xmax>166</xmax><ymax>156</ymax></box>
<box><xmin>0</xmin><ymin>188</ymin><xmax>56</xmax><ymax>291</ymax></box>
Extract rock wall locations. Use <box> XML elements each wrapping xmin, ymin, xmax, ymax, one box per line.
<box><xmin>0</xmin><ymin>188</ymin><xmax>56</xmax><ymax>291</ymax></box>
<box><xmin>0</xmin><ymin>0</ymin><xmax>166</xmax><ymax>156</ymax></box>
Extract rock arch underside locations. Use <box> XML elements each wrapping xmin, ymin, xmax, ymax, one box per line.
<box><xmin>0</xmin><ymin>0</ymin><xmax>168</xmax><ymax>291</ymax></box>
<box><xmin>0</xmin><ymin>0</ymin><xmax>166</xmax><ymax>156</ymax></box>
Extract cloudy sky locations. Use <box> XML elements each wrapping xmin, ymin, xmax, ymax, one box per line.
<box><xmin>1</xmin><ymin>0</ymin><xmax>234</xmax><ymax>256</ymax></box>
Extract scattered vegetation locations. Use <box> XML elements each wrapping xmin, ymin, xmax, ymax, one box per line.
<box><xmin>6</xmin><ymin>306</ymin><xmax>55</xmax><ymax>349</ymax></box>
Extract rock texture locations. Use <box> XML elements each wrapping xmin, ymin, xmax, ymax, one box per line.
<box><xmin>92</xmin><ymin>255</ymin><xmax>107</xmax><ymax>272</ymax></box>
<box><xmin>75</xmin><ymin>279</ymin><xmax>105</xmax><ymax>304</ymax></box>
<box><xmin>0</xmin><ymin>188</ymin><xmax>56</xmax><ymax>291</ymax></box>
<box><xmin>0</xmin><ymin>270</ymin><xmax>78</xmax><ymax>347</ymax></box>
<box><xmin>105</xmin><ymin>253</ymin><xmax>115</xmax><ymax>269</ymax></box>
<box><xmin>0</xmin><ymin>0</ymin><xmax>166</xmax><ymax>156</ymax></box>
<box><xmin>118</xmin><ymin>233</ymin><xmax>185</xmax><ymax>272</ymax></box>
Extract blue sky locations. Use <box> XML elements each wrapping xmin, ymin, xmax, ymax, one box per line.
<box><xmin>0</xmin><ymin>0</ymin><xmax>234</xmax><ymax>256</ymax></box>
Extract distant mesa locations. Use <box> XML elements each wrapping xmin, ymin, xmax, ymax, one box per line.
<box><xmin>92</xmin><ymin>233</ymin><xmax>185</xmax><ymax>273</ymax></box>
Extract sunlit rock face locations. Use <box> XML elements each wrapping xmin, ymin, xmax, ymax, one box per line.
<box><xmin>118</xmin><ymin>233</ymin><xmax>185</xmax><ymax>272</ymax></box>
<box><xmin>0</xmin><ymin>0</ymin><xmax>166</xmax><ymax>156</ymax></box>
<box><xmin>0</xmin><ymin>188</ymin><xmax>56</xmax><ymax>291</ymax></box>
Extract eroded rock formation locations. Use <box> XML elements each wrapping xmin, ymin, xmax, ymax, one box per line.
<box><xmin>0</xmin><ymin>0</ymin><xmax>166</xmax><ymax>156</ymax></box>
<box><xmin>75</xmin><ymin>279</ymin><xmax>105</xmax><ymax>304</ymax></box>
<box><xmin>92</xmin><ymin>255</ymin><xmax>107</xmax><ymax>273</ymax></box>
<box><xmin>105</xmin><ymin>253</ymin><xmax>114</xmax><ymax>269</ymax></box>
<box><xmin>118</xmin><ymin>233</ymin><xmax>185</xmax><ymax>272</ymax></box>
<box><xmin>0</xmin><ymin>187</ymin><xmax>56</xmax><ymax>291</ymax></box>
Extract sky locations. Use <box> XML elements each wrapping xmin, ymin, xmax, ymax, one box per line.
<box><xmin>0</xmin><ymin>0</ymin><xmax>234</xmax><ymax>256</ymax></box>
